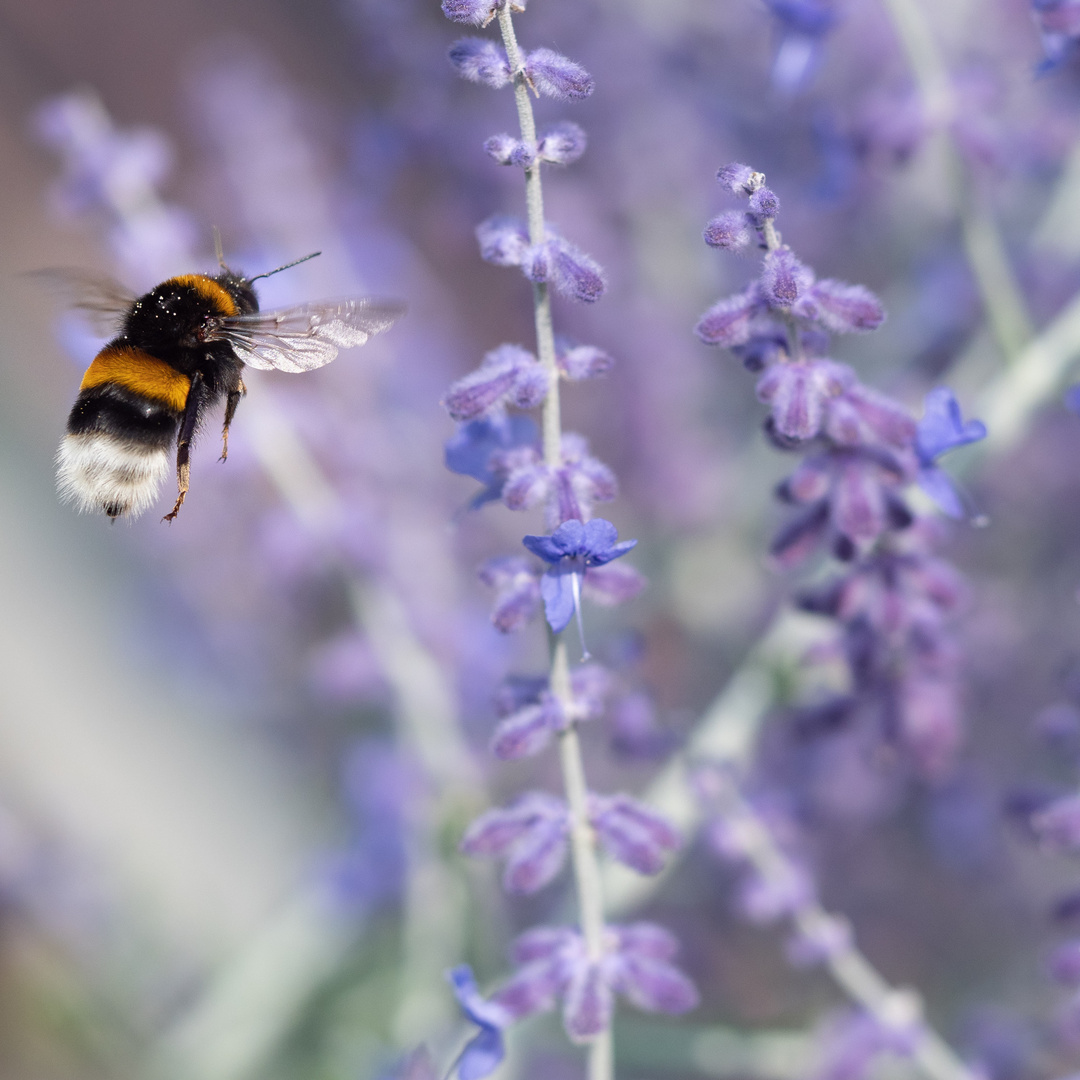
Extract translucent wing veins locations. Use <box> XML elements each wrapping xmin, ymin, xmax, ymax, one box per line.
<box><xmin>211</xmin><ymin>298</ymin><xmax>405</xmax><ymax>373</ymax></box>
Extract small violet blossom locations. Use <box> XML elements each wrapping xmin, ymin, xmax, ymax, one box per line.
<box><xmin>523</xmin><ymin>518</ymin><xmax>637</xmax><ymax>642</ymax></box>
<box><xmin>460</xmin><ymin>790</ymin><xmax>680</xmax><ymax>892</ymax></box>
<box><xmin>914</xmin><ymin>387</ymin><xmax>987</xmax><ymax>519</ymax></box>
<box><xmin>477</xmin><ymin>923</ymin><xmax>698</xmax><ymax>1044</ymax></box>
<box><xmin>489</xmin><ymin>663</ymin><xmax>614</xmax><ymax>759</ymax></box>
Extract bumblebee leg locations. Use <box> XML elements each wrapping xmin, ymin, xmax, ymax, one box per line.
<box><xmin>164</xmin><ymin>373</ymin><xmax>206</xmax><ymax>523</ymax></box>
<box><xmin>220</xmin><ymin>378</ymin><xmax>245</xmax><ymax>462</ymax></box>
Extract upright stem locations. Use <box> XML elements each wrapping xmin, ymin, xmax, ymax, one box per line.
<box><xmin>497</xmin><ymin>8</ymin><xmax>612</xmax><ymax>1077</ymax></box>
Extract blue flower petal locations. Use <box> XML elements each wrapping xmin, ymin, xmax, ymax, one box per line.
<box><xmin>915</xmin><ymin>387</ymin><xmax>986</xmax><ymax>466</ymax></box>
<box><xmin>447</xmin><ymin>966</ymin><xmax>508</xmax><ymax>1030</ymax></box>
<box><xmin>581</xmin><ymin>517</ymin><xmax>618</xmax><ymax>556</ymax></box>
<box><xmin>458</xmin><ymin>1027</ymin><xmax>506</xmax><ymax>1080</ymax></box>
<box><xmin>549</xmin><ymin>518</ymin><xmax>586</xmax><ymax>554</ymax></box>
<box><xmin>541</xmin><ymin>569</ymin><xmax>577</xmax><ymax>633</ymax></box>
<box><xmin>918</xmin><ymin>466</ymin><xmax>964</xmax><ymax>520</ymax></box>
<box><xmin>588</xmin><ymin>538</ymin><xmax>637</xmax><ymax>567</ymax></box>
<box><xmin>523</xmin><ymin>534</ymin><xmax>567</xmax><ymax>564</ymax></box>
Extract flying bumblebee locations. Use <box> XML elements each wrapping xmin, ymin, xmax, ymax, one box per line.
<box><xmin>53</xmin><ymin>252</ymin><xmax>403</xmax><ymax>522</ymax></box>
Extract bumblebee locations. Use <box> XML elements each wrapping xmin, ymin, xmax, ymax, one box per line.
<box><xmin>53</xmin><ymin>255</ymin><xmax>403</xmax><ymax>521</ymax></box>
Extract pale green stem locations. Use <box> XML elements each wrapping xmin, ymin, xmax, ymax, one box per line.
<box><xmin>879</xmin><ymin>0</ymin><xmax>1034</xmax><ymax>362</ymax></box>
<box><xmin>708</xmin><ymin>774</ymin><xmax>977</xmax><ymax>1080</ymax></box>
<box><xmin>496</xmin><ymin>8</ymin><xmax>612</xmax><ymax>1077</ymax></box>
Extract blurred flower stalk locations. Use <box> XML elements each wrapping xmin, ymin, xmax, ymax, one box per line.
<box><xmin>440</xmin><ymin>2</ymin><xmax>696</xmax><ymax>1078</ymax></box>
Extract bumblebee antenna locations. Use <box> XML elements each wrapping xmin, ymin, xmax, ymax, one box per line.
<box><xmin>212</xmin><ymin>227</ymin><xmax>227</xmax><ymax>270</ymax></box>
<box><xmin>248</xmin><ymin>251</ymin><xmax>322</xmax><ymax>283</ymax></box>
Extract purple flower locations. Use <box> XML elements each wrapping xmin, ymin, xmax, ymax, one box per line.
<box><xmin>524</xmin><ymin>49</ymin><xmax>594</xmax><ymax>99</ymax></box>
<box><xmin>447</xmin><ymin>966</ymin><xmax>511</xmax><ymax>1080</ymax></box>
<box><xmin>761</xmin><ymin>246</ymin><xmax>815</xmax><ymax>308</ymax></box>
<box><xmin>487</xmin><ymin>663</ymin><xmax>615</xmax><ymax>759</ymax></box>
<box><xmin>476</xmin><ymin>217</ymin><xmax>606</xmax><ymax>302</ymax></box>
<box><xmin>915</xmin><ymin>388</ymin><xmax>986</xmax><ymax>519</ymax></box>
<box><xmin>484</xmin><ymin>133</ymin><xmax>531</xmax><ymax>166</ymax></box>
<box><xmin>537</xmin><ymin>122</ymin><xmax>587</xmax><ymax>165</ymax></box>
<box><xmin>489</xmin><ymin>923</ymin><xmax>698</xmax><ymax>1042</ymax></box>
<box><xmin>808</xmin><ymin>280</ymin><xmax>886</xmax><ymax>333</ymax></box>
<box><xmin>461</xmin><ymin>791</ymin><xmax>678</xmax><ymax>888</ymax></box>
<box><xmin>755</xmin><ymin>359</ymin><xmax>854</xmax><ymax>442</ymax></box>
<box><xmin>695</xmin><ymin>285</ymin><xmax>762</xmax><ymax>346</ymax></box>
<box><xmin>443</xmin><ymin>344</ymin><xmax>549</xmax><ymax>422</ymax></box>
<box><xmin>461</xmin><ymin>792</ymin><xmax>570</xmax><ymax>892</ymax></box>
<box><xmin>526</xmin><ymin>235</ymin><xmax>607</xmax><ymax>302</ymax></box>
<box><xmin>477</xmin><ymin>214</ymin><xmax>530</xmax><ymax>265</ymax></box>
<box><xmin>557</xmin><ymin>341</ymin><xmax>614</xmax><ymax>380</ymax></box>
<box><xmin>703</xmin><ymin>210</ymin><xmax>753</xmax><ymax>251</ymax></box>
<box><xmin>449</xmin><ymin>38</ymin><xmax>513</xmax><ymax>88</ymax></box>
<box><xmin>490</xmin><ymin>689</ymin><xmax>565</xmax><ymax>759</ymax></box>
<box><xmin>445</xmin><ymin>414</ymin><xmax>538</xmax><ymax>508</ymax></box>
<box><xmin>523</xmin><ymin>519</ymin><xmax>637</xmax><ymax>635</ymax></box>
<box><xmin>716</xmin><ymin>162</ymin><xmax>759</xmax><ymax>196</ymax></box>
<box><xmin>747</xmin><ymin>186</ymin><xmax>780</xmax><ymax>225</ymax></box>
<box><xmin>589</xmin><ymin>793</ymin><xmax>680</xmax><ymax>874</ymax></box>
<box><xmin>498</xmin><ymin>432</ymin><xmax>616</xmax><ymax>527</ymax></box>
<box><xmin>442</xmin><ymin>0</ymin><xmax>503</xmax><ymax>25</ymax></box>
<box><xmin>478</xmin><ymin>556</ymin><xmax>541</xmax><ymax>632</ymax></box>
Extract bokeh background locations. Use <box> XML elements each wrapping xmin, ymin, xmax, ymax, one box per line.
<box><xmin>1</xmin><ymin>0</ymin><xmax>1080</xmax><ymax>1077</ymax></box>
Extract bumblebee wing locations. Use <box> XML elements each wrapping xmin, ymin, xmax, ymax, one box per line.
<box><xmin>30</xmin><ymin>268</ymin><xmax>136</xmax><ymax>336</ymax></box>
<box><xmin>210</xmin><ymin>298</ymin><xmax>405</xmax><ymax>373</ymax></box>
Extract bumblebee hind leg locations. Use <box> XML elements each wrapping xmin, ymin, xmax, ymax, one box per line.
<box><xmin>220</xmin><ymin>377</ymin><xmax>245</xmax><ymax>462</ymax></box>
<box><xmin>164</xmin><ymin>372</ymin><xmax>206</xmax><ymax>523</ymax></box>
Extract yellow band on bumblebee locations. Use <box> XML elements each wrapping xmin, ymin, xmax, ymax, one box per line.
<box><xmin>80</xmin><ymin>345</ymin><xmax>192</xmax><ymax>412</ymax></box>
<box><xmin>165</xmin><ymin>274</ymin><xmax>239</xmax><ymax>317</ymax></box>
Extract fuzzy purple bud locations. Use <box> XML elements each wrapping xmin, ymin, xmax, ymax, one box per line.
<box><xmin>449</xmin><ymin>38</ymin><xmax>512</xmax><ymax>88</ymax></box>
<box><xmin>761</xmin><ymin>246</ymin><xmax>814</xmax><ymax>308</ymax></box>
<box><xmin>703</xmin><ymin>210</ymin><xmax>752</xmax><ymax>251</ymax></box>
<box><xmin>747</xmin><ymin>186</ymin><xmax>780</xmax><ymax>224</ymax></box>
<box><xmin>528</xmin><ymin>236</ymin><xmax>606</xmax><ymax>302</ymax></box>
<box><xmin>525</xmin><ymin>49</ymin><xmax>595</xmax><ymax>99</ymax></box>
<box><xmin>442</xmin><ymin>0</ymin><xmax>500</xmax><ymax>25</ymax></box>
<box><xmin>810</xmin><ymin>279</ymin><xmax>886</xmax><ymax>333</ymax></box>
<box><xmin>443</xmin><ymin>344</ymin><xmax>547</xmax><ymax>422</ymax></box>
<box><xmin>591</xmin><ymin>794</ymin><xmax>680</xmax><ymax>874</ymax></box>
<box><xmin>484</xmin><ymin>133</ymin><xmax>521</xmax><ymax>165</ymax></box>
<box><xmin>479</xmin><ymin>556</ymin><xmax>541</xmax><ymax>632</ymax></box>
<box><xmin>695</xmin><ymin>286</ymin><xmax>761</xmax><ymax>346</ymax></box>
<box><xmin>563</xmin><ymin>961</ymin><xmax>612</xmax><ymax>1041</ymax></box>
<box><xmin>491</xmin><ymin>692</ymin><xmax>566</xmax><ymax>759</ymax></box>
<box><xmin>716</xmin><ymin>162</ymin><xmax>759</xmax><ymax>196</ymax></box>
<box><xmin>477</xmin><ymin>214</ymin><xmax>529</xmax><ymax>265</ymax></box>
<box><xmin>537</xmin><ymin>121</ymin><xmax>587</xmax><ymax>164</ymax></box>
<box><xmin>557</xmin><ymin>342</ymin><xmax>614</xmax><ymax>380</ymax></box>
<box><xmin>461</xmin><ymin>792</ymin><xmax>570</xmax><ymax>893</ymax></box>
<box><xmin>756</xmin><ymin>359</ymin><xmax>852</xmax><ymax>442</ymax></box>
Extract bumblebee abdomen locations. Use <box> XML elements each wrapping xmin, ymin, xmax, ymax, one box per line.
<box><xmin>80</xmin><ymin>343</ymin><xmax>191</xmax><ymax>413</ymax></box>
<box><xmin>59</xmin><ymin>367</ymin><xmax>182</xmax><ymax>520</ymax></box>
